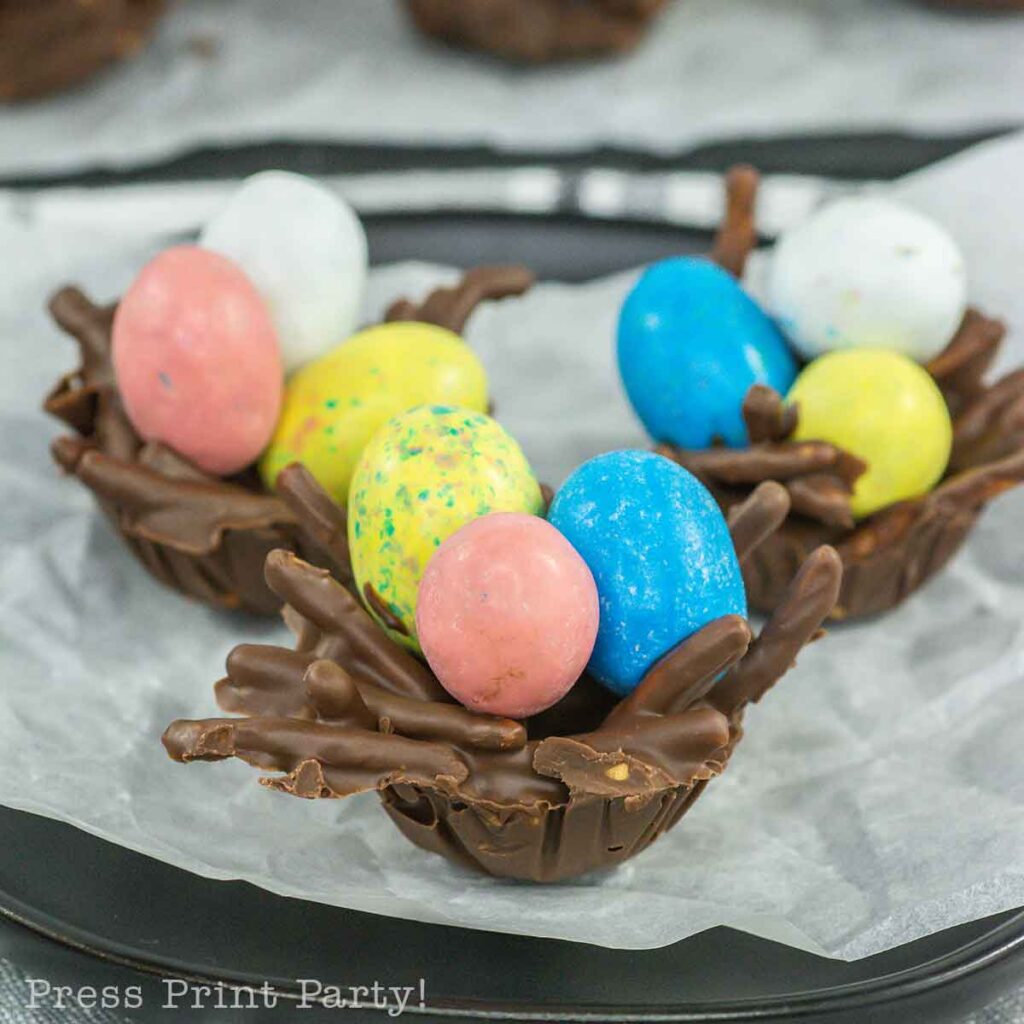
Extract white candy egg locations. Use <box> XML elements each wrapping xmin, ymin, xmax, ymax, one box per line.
<box><xmin>768</xmin><ymin>195</ymin><xmax>967</xmax><ymax>363</ymax></box>
<box><xmin>200</xmin><ymin>171</ymin><xmax>368</xmax><ymax>373</ymax></box>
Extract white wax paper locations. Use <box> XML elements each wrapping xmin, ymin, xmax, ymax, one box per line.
<box><xmin>3</xmin><ymin>0</ymin><xmax>1024</xmax><ymax>178</ymax></box>
<box><xmin>2</xmin><ymin>135</ymin><xmax>1024</xmax><ymax>959</ymax></box>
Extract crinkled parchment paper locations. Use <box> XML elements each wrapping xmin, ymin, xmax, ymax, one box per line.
<box><xmin>1</xmin><ymin>135</ymin><xmax>1023</xmax><ymax>958</ymax></box>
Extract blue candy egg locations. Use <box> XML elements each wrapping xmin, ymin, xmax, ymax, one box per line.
<box><xmin>617</xmin><ymin>257</ymin><xmax>798</xmax><ymax>449</ymax></box>
<box><xmin>547</xmin><ymin>450</ymin><xmax>746</xmax><ymax>696</ymax></box>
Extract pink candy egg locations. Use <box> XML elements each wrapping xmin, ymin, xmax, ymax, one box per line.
<box><xmin>112</xmin><ymin>246</ymin><xmax>282</xmax><ymax>476</ymax></box>
<box><xmin>416</xmin><ymin>512</ymin><xmax>599</xmax><ymax>719</ymax></box>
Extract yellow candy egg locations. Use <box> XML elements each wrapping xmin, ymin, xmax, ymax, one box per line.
<box><xmin>788</xmin><ymin>348</ymin><xmax>952</xmax><ymax>519</ymax></box>
<box><xmin>259</xmin><ymin>322</ymin><xmax>488</xmax><ymax>502</ymax></box>
<box><xmin>348</xmin><ymin>405</ymin><xmax>543</xmax><ymax>651</ymax></box>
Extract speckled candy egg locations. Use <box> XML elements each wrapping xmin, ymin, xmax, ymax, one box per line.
<box><xmin>416</xmin><ymin>512</ymin><xmax>599</xmax><ymax>718</ymax></box>
<box><xmin>548</xmin><ymin>450</ymin><xmax>746</xmax><ymax>696</ymax></box>
<box><xmin>617</xmin><ymin>257</ymin><xmax>798</xmax><ymax>449</ymax></box>
<box><xmin>111</xmin><ymin>246</ymin><xmax>282</xmax><ymax>476</ymax></box>
<box><xmin>199</xmin><ymin>171</ymin><xmax>368</xmax><ymax>373</ymax></box>
<box><xmin>768</xmin><ymin>195</ymin><xmax>967</xmax><ymax>363</ymax></box>
<box><xmin>788</xmin><ymin>348</ymin><xmax>952</xmax><ymax>519</ymax></box>
<box><xmin>349</xmin><ymin>405</ymin><xmax>543</xmax><ymax>651</ymax></box>
<box><xmin>260</xmin><ymin>322</ymin><xmax>488</xmax><ymax>503</ymax></box>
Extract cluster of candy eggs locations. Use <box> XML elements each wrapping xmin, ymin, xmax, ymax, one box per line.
<box><xmin>113</xmin><ymin>171</ymin><xmax>368</xmax><ymax>475</ymax></box>
<box><xmin>350</xmin><ymin>410</ymin><xmax>746</xmax><ymax>717</ymax></box>
<box><xmin>111</xmin><ymin>167</ymin><xmax>744</xmax><ymax>721</ymax></box>
<box><xmin>112</xmin><ymin>170</ymin><xmax>485</xmax><ymax>484</ymax></box>
<box><xmin>617</xmin><ymin>194</ymin><xmax>964</xmax><ymax>519</ymax></box>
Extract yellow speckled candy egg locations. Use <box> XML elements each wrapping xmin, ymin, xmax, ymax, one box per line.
<box><xmin>348</xmin><ymin>404</ymin><xmax>543</xmax><ymax>651</ymax></box>
<box><xmin>259</xmin><ymin>322</ymin><xmax>488</xmax><ymax>502</ymax></box>
<box><xmin>788</xmin><ymin>348</ymin><xmax>952</xmax><ymax>519</ymax></box>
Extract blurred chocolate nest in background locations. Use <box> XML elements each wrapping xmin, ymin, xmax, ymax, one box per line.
<box><xmin>164</xmin><ymin>465</ymin><xmax>840</xmax><ymax>882</ymax></box>
<box><xmin>0</xmin><ymin>0</ymin><xmax>168</xmax><ymax>103</ymax></box>
<box><xmin>664</xmin><ymin>167</ymin><xmax>1024</xmax><ymax>620</ymax></box>
<box><xmin>43</xmin><ymin>266</ymin><xmax>534</xmax><ymax>614</ymax></box>
<box><xmin>402</xmin><ymin>0</ymin><xmax>668</xmax><ymax>63</ymax></box>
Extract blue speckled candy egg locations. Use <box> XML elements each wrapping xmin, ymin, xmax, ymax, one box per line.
<box><xmin>547</xmin><ymin>449</ymin><xmax>746</xmax><ymax>696</ymax></box>
<box><xmin>617</xmin><ymin>257</ymin><xmax>798</xmax><ymax>449</ymax></box>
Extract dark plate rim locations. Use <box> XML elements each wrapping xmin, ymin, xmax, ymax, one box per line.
<box><xmin>0</xmin><ymin>128</ymin><xmax>1011</xmax><ymax>192</ymax></box>
<box><xmin>2</xmin><ymin>881</ymin><xmax>1022</xmax><ymax>1021</ymax></box>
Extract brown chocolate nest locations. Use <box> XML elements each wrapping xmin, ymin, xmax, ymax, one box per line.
<box><xmin>402</xmin><ymin>0</ymin><xmax>668</xmax><ymax>63</ymax></box>
<box><xmin>43</xmin><ymin>265</ymin><xmax>535</xmax><ymax>615</ymax></box>
<box><xmin>0</xmin><ymin>0</ymin><xmax>168</xmax><ymax>103</ymax></box>
<box><xmin>163</xmin><ymin>465</ymin><xmax>840</xmax><ymax>882</ymax></box>
<box><xmin>658</xmin><ymin>166</ymin><xmax>1024</xmax><ymax>620</ymax></box>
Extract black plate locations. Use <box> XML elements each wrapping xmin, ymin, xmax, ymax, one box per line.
<box><xmin>2</xmin><ymin>153</ymin><xmax>1023</xmax><ymax>1022</ymax></box>
<box><xmin>2</xmin><ymin>806</ymin><xmax>1023</xmax><ymax>1024</ymax></box>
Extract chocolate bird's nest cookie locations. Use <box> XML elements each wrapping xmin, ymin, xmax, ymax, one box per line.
<box><xmin>0</xmin><ymin>0</ymin><xmax>167</xmax><ymax>103</ymax></box>
<box><xmin>43</xmin><ymin>266</ymin><xmax>534</xmax><ymax>614</ymax></box>
<box><xmin>402</xmin><ymin>0</ymin><xmax>667</xmax><ymax>63</ymax></box>
<box><xmin>164</xmin><ymin>465</ymin><xmax>840</xmax><ymax>881</ymax></box>
<box><xmin>660</xmin><ymin>167</ymin><xmax>1024</xmax><ymax>620</ymax></box>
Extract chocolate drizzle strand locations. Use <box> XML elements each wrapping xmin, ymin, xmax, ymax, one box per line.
<box><xmin>164</xmin><ymin>469</ymin><xmax>840</xmax><ymax>881</ymax></box>
<box><xmin>658</xmin><ymin>167</ymin><xmax>1024</xmax><ymax>620</ymax></box>
<box><xmin>44</xmin><ymin>267</ymin><xmax>535</xmax><ymax>614</ymax></box>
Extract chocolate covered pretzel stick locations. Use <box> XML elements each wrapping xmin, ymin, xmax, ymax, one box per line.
<box><xmin>726</xmin><ymin>481</ymin><xmax>792</xmax><ymax>565</ymax></box>
<box><xmin>742</xmin><ymin>384</ymin><xmax>799</xmax><ymax>445</ymax></box>
<box><xmin>51</xmin><ymin>435</ymin><xmax>295</xmax><ymax>555</ymax></box>
<box><xmin>274</xmin><ymin>463</ymin><xmax>355</xmax><ymax>592</ymax></box>
<box><xmin>0</xmin><ymin>0</ymin><xmax>166</xmax><ymax>103</ymax></box>
<box><xmin>710</xmin><ymin>545</ymin><xmax>842</xmax><ymax>716</ymax></box>
<box><xmin>949</xmin><ymin>369</ymin><xmax>1024</xmax><ymax>470</ymax></box>
<box><xmin>604</xmin><ymin>616</ymin><xmax>751</xmax><ymax>725</ymax></box>
<box><xmin>662</xmin><ymin>440</ymin><xmax>861</xmax><ymax>486</ymax></box>
<box><xmin>927</xmin><ymin>308</ymin><xmax>1005</xmax><ymax>414</ymax></box>
<box><xmin>46</xmin><ymin>287</ymin><xmax>137</xmax><ymax>460</ymax></box>
<box><xmin>711</xmin><ymin>165</ymin><xmax>760</xmax><ymax>279</ymax></box>
<box><xmin>263</xmin><ymin>549</ymin><xmax>446</xmax><ymax>703</ymax></box>
<box><xmin>164</xmin><ymin>715</ymin><xmax>471</xmax><ymax>798</ymax></box>
<box><xmin>385</xmin><ymin>265</ymin><xmax>535</xmax><ymax>334</ymax></box>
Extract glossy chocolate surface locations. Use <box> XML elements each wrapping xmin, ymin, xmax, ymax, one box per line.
<box><xmin>165</xmin><ymin>470</ymin><xmax>840</xmax><ymax>881</ymax></box>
